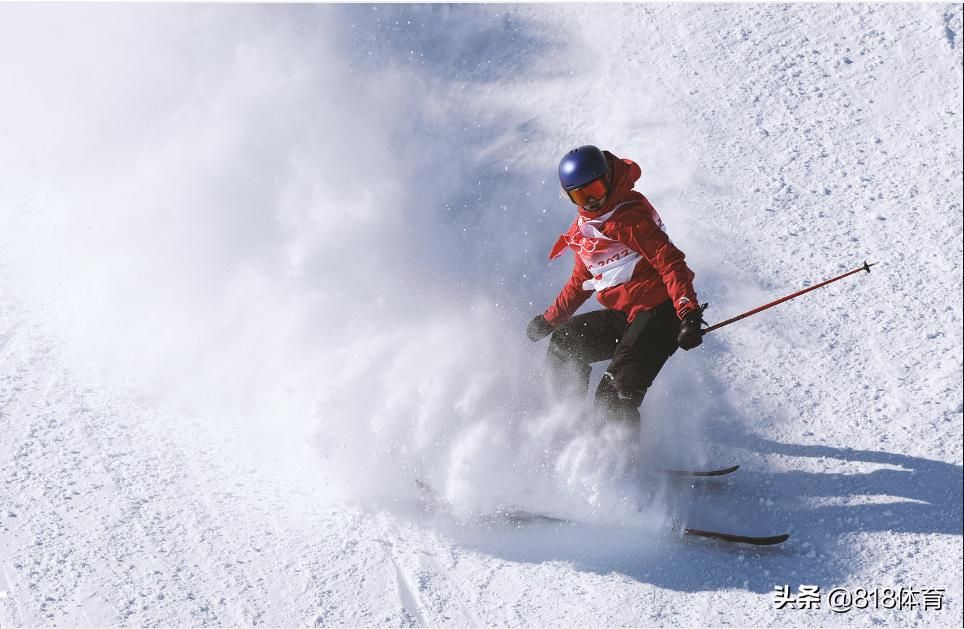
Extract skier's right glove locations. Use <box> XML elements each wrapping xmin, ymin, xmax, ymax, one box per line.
<box><xmin>526</xmin><ymin>314</ymin><xmax>555</xmax><ymax>342</ymax></box>
<box><xmin>677</xmin><ymin>308</ymin><xmax>706</xmax><ymax>351</ymax></box>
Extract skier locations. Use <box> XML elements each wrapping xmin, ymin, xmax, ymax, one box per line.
<box><xmin>526</xmin><ymin>145</ymin><xmax>704</xmax><ymax>424</ymax></box>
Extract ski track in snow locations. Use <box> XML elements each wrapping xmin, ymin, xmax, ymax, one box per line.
<box><xmin>1</xmin><ymin>4</ymin><xmax>962</xmax><ymax>627</ymax></box>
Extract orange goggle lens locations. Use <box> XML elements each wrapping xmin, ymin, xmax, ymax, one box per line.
<box><xmin>565</xmin><ymin>178</ymin><xmax>608</xmax><ymax>207</ymax></box>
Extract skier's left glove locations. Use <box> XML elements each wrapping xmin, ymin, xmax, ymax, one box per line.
<box><xmin>526</xmin><ymin>314</ymin><xmax>555</xmax><ymax>342</ymax></box>
<box><xmin>677</xmin><ymin>308</ymin><xmax>705</xmax><ymax>351</ymax></box>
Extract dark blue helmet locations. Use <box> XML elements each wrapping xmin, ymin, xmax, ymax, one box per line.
<box><xmin>558</xmin><ymin>145</ymin><xmax>609</xmax><ymax>191</ymax></box>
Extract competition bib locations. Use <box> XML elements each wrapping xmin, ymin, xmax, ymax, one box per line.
<box><xmin>567</xmin><ymin>203</ymin><xmax>640</xmax><ymax>292</ymax></box>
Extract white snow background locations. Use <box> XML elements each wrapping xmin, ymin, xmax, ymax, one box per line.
<box><xmin>0</xmin><ymin>3</ymin><xmax>961</xmax><ymax>627</ymax></box>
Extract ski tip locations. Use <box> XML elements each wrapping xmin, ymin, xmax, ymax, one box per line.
<box><xmin>751</xmin><ymin>533</ymin><xmax>790</xmax><ymax>546</ymax></box>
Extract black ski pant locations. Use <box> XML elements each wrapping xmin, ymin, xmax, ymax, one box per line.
<box><xmin>545</xmin><ymin>299</ymin><xmax>682</xmax><ymax>424</ymax></box>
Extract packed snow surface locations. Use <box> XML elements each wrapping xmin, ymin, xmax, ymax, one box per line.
<box><xmin>0</xmin><ymin>3</ymin><xmax>961</xmax><ymax>627</ymax></box>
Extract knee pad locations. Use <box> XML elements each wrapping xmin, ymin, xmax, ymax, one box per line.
<box><xmin>594</xmin><ymin>373</ymin><xmax>641</xmax><ymax>424</ymax></box>
<box><xmin>595</xmin><ymin>372</ymin><xmax>644</xmax><ymax>408</ymax></box>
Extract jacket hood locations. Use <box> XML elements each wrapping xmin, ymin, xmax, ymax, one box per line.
<box><xmin>576</xmin><ymin>151</ymin><xmax>642</xmax><ymax>219</ymax></box>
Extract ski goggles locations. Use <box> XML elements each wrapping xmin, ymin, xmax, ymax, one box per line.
<box><xmin>564</xmin><ymin>177</ymin><xmax>608</xmax><ymax>207</ymax></box>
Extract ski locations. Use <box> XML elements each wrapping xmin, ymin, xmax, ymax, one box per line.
<box><xmin>657</xmin><ymin>464</ymin><xmax>740</xmax><ymax>477</ymax></box>
<box><xmin>418</xmin><ymin>478</ymin><xmax>789</xmax><ymax>546</ymax></box>
<box><xmin>496</xmin><ymin>517</ymin><xmax>790</xmax><ymax>547</ymax></box>
<box><xmin>492</xmin><ymin>509</ymin><xmax>572</xmax><ymax>525</ymax></box>
<box><xmin>684</xmin><ymin>527</ymin><xmax>789</xmax><ymax>546</ymax></box>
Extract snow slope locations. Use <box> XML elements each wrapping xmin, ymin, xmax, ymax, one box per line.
<box><xmin>1</xmin><ymin>3</ymin><xmax>961</xmax><ymax>627</ymax></box>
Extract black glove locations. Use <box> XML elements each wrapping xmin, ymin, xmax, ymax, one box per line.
<box><xmin>677</xmin><ymin>308</ymin><xmax>705</xmax><ymax>351</ymax></box>
<box><xmin>526</xmin><ymin>314</ymin><xmax>555</xmax><ymax>342</ymax></box>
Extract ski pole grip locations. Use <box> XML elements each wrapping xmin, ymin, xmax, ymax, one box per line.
<box><xmin>696</xmin><ymin>302</ymin><xmax>709</xmax><ymax>335</ymax></box>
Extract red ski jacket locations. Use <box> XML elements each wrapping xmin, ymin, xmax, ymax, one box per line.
<box><xmin>543</xmin><ymin>152</ymin><xmax>699</xmax><ymax>326</ymax></box>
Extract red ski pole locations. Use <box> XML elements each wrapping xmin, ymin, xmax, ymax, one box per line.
<box><xmin>702</xmin><ymin>261</ymin><xmax>877</xmax><ymax>335</ymax></box>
